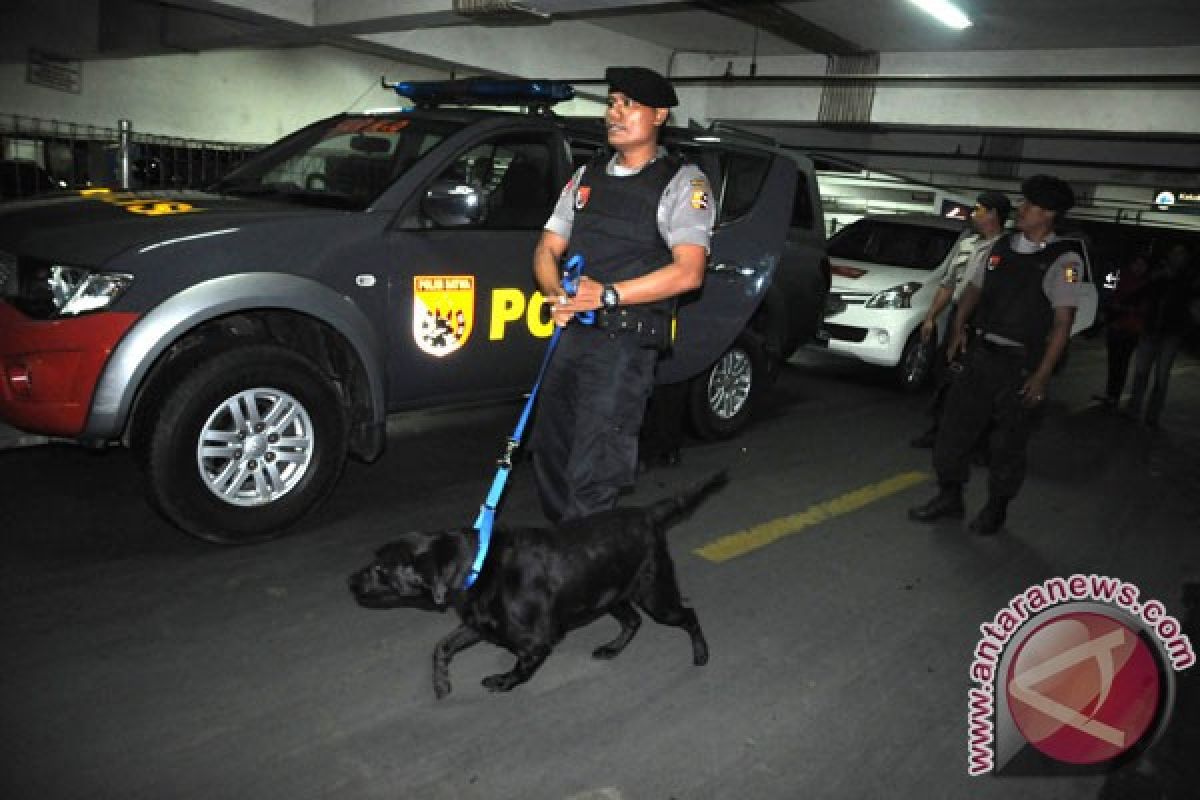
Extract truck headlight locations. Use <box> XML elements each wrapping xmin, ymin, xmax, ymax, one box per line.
<box><xmin>26</xmin><ymin>265</ymin><xmax>134</xmax><ymax>317</ymax></box>
<box><xmin>865</xmin><ymin>281</ymin><xmax>922</xmax><ymax>309</ymax></box>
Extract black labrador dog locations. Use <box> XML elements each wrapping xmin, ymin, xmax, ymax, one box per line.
<box><xmin>348</xmin><ymin>471</ymin><xmax>725</xmax><ymax>698</ymax></box>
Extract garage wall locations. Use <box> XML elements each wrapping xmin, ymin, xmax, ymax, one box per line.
<box><xmin>685</xmin><ymin>47</ymin><xmax>1200</xmax><ymax>135</ymax></box>
<box><xmin>2</xmin><ymin>25</ymin><xmax>1193</xmax><ymax>148</ymax></box>
<box><xmin>0</xmin><ymin>46</ymin><xmax>446</xmax><ymax>143</ymax></box>
<box><xmin>362</xmin><ymin>20</ymin><xmax>672</xmax><ymax>93</ymax></box>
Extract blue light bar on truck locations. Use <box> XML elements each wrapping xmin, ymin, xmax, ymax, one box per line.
<box><xmin>383</xmin><ymin>78</ymin><xmax>575</xmax><ymax>108</ymax></box>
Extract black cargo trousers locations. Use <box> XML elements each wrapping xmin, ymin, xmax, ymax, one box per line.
<box><xmin>530</xmin><ymin>323</ymin><xmax>658</xmax><ymax>524</ymax></box>
<box><xmin>933</xmin><ymin>341</ymin><xmax>1044</xmax><ymax>502</ymax></box>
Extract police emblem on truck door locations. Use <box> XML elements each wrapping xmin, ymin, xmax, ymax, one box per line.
<box><xmin>413</xmin><ymin>275</ymin><xmax>475</xmax><ymax>357</ymax></box>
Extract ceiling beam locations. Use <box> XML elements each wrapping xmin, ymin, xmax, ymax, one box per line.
<box><xmin>310</xmin><ymin>0</ymin><xmax>690</xmax><ymax>34</ymax></box>
<box><xmin>692</xmin><ymin>0</ymin><xmax>866</xmax><ymax>57</ymax></box>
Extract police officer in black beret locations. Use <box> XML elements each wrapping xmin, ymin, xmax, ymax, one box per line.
<box><xmin>528</xmin><ymin>66</ymin><xmax>715</xmax><ymax>522</ymax></box>
<box><xmin>909</xmin><ymin>174</ymin><xmax>1086</xmax><ymax>535</ymax></box>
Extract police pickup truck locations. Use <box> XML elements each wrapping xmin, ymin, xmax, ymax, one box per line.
<box><xmin>0</xmin><ymin>79</ymin><xmax>828</xmax><ymax>543</ymax></box>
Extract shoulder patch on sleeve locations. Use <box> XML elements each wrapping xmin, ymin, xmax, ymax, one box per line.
<box><xmin>1064</xmin><ymin>262</ymin><xmax>1081</xmax><ymax>283</ymax></box>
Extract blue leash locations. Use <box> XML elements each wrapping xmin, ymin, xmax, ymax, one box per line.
<box><xmin>465</xmin><ymin>254</ymin><xmax>590</xmax><ymax>588</ymax></box>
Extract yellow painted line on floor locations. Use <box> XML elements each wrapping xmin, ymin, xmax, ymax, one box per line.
<box><xmin>694</xmin><ymin>470</ymin><xmax>931</xmax><ymax>564</ymax></box>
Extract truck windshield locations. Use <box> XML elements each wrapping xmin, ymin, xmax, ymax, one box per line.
<box><xmin>212</xmin><ymin>115</ymin><xmax>463</xmax><ymax>210</ymax></box>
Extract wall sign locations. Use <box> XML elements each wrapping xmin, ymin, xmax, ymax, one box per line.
<box><xmin>1154</xmin><ymin>189</ymin><xmax>1200</xmax><ymax>213</ymax></box>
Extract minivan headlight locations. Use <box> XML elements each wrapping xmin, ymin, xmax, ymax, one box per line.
<box><xmin>865</xmin><ymin>281</ymin><xmax>922</xmax><ymax>309</ymax></box>
<box><xmin>21</xmin><ymin>264</ymin><xmax>134</xmax><ymax>318</ymax></box>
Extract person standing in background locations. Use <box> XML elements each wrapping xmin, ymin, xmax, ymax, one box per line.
<box><xmin>1095</xmin><ymin>249</ymin><xmax>1152</xmax><ymax>409</ymax></box>
<box><xmin>1126</xmin><ymin>242</ymin><xmax>1199</xmax><ymax>428</ymax></box>
<box><xmin>908</xmin><ymin>175</ymin><xmax>1085</xmax><ymax>536</ymax></box>
<box><xmin>911</xmin><ymin>191</ymin><xmax>1011</xmax><ymax>448</ymax></box>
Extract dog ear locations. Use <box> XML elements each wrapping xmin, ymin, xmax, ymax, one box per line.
<box><xmin>429</xmin><ymin>532</ymin><xmax>470</xmax><ymax>599</ymax></box>
<box><xmin>415</xmin><ymin>533</ymin><xmax>463</xmax><ymax>605</ymax></box>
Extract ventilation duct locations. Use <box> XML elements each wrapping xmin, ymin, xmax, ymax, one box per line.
<box><xmin>819</xmin><ymin>53</ymin><xmax>879</xmax><ymax>127</ymax></box>
<box><xmin>452</xmin><ymin>0</ymin><xmax>551</xmax><ymax>25</ymax></box>
<box><xmin>978</xmin><ymin>134</ymin><xmax>1024</xmax><ymax>180</ymax></box>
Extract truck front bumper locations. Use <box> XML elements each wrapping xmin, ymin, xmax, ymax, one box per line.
<box><xmin>0</xmin><ymin>302</ymin><xmax>138</xmax><ymax>437</ymax></box>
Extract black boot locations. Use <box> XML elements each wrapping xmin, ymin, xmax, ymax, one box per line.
<box><xmin>908</xmin><ymin>484</ymin><xmax>965</xmax><ymax>523</ymax></box>
<box><xmin>969</xmin><ymin>498</ymin><xmax>1008</xmax><ymax>535</ymax></box>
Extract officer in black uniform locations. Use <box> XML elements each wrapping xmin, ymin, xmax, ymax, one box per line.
<box><xmin>528</xmin><ymin>66</ymin><xmax>715</xmax><ymax>523</ymax></box>
<box><xmin>908</xmin><ymin>174</ymin><xmax>1084</xmax><ymax>535</ymax></box>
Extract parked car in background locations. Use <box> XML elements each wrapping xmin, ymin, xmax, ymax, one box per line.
<box><xmin>0</xmin><ymin>160</ymin><xmax>67</xmax><ymax>200</ymax></box>
<box><xmin>816</xmin><ymin>213</ymin><xmax>1098</xmax><ymax>388</ymax></box>
<box><xmin>0</xmin><ymin>78</ymin><xmax>822</xmax><ymax>543</ymax></box>
<box><xmin>816</xmin><ymin>213</ymin><xmax>974</xmax><ymax>389</ymax></box>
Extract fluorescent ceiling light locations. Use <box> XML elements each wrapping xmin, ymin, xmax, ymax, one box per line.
<box><xmin>909</xmin><ymin>0</ymin><xmax>972</xmax><ymax>30</ymax></box>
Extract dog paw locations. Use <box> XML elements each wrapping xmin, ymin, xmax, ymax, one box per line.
<box><xmin>592</xmin><ymin>645</ymin><xmax>621</xmax><ymax>660</ymax></box>
<box><xmin>482</xmin><ymin>673</ymin><xmax>517</xmax><ymax>692</ymax></box>
<box><xmin>693</xmin><ymin>644</ymin><xmax>709</xmax><ymax>666</ymax></box>
<box><xmin>434</xmin><ymin>677</ymin><xmax>452</xmax><ymax>699</ymax></box>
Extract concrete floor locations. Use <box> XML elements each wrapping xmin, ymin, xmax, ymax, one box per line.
<box><xmin>1</xmin><ymin>336</ymin><xmax>1197</xmax><ymax>800</ymax></box>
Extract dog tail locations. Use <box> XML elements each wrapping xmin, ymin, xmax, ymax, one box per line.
<box><xmin>648</xmin><ymin>470</ymin><xmax>729</xmax><ymax>530</ymax></box>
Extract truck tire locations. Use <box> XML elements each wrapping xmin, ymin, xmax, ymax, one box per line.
<box><xmin>143</xmin><ymin>344</ymin><xmax>348</xmax><ymax>544</ymax></box>
<box><xmin>688</xmin><ymin>331</ymin><xmax>765</xmax><ymax>440</ymax></box>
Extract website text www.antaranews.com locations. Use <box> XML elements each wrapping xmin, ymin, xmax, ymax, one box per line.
<box><xmin>966</xmin><ymin>573</ymin><xmax>1195</xmax><ymax>776</ymax></box>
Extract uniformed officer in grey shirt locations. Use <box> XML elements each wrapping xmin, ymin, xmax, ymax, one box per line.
<box><xmin>921</xmin><ymin>191</ymin><xmax>1012</xmax><ymax>346</ymax></box>
<box><xmin>528</xmin><ymin>66</ymin><xmax>715</xmax><ymax>523</ymax></box>
<box><xmin>957</xmin><ymin>227</ymin><xmax>1084</xmax><ymax>347</ymax></box>
<box><xmin>910</xmin><ymin>174</ymin><xmax>1084</xmax><ymax>535</ymax></box>
<box><xmin>544</xmin><ymin>152</ymin><xmax>714</xmax><ymax>252</ymax></box>
<box><xmin>911</xmin><ymin>191</ymin><xmax>1012</xmax><ymax>449</ymax></box>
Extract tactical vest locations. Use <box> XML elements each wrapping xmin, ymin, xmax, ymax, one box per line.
<box><xmin>567</xmin><ymin>153</ymin><xmax>682</xmax><ymax>316</ymax></box>
<box><xmin>974</xmin><ymin>235</ymin><xmax>1081</xmax><ymax>355</ymax></box>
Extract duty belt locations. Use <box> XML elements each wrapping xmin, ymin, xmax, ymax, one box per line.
<box><xmin>595</xmin><ymin>307</ymin><xmax>672</xmax><ymax>349</ymax></box>
<box><xmin>596</xmin><ymin>306</ymin><xmax>665</xmax><ymax>333</ymax></box>
<box><xmin>975</xmin><ymin>334</ymin><xmax>1026</xmax><ymax>356</ymax></box>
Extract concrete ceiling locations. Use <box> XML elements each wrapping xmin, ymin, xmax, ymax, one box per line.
<box><xmin>5</xmin><ymin>0</ymin><xmax>1195</xmax><ymax>67</ymax></box>
<box><xmin>2</xmin><ymin>0</ymin><xmax>1195</xmax><ymax>202</ymax></box>
<box><xmin>583</xmin><ymin>0</ymin><xmax>1200</xmax><ymax>58</ymax></box>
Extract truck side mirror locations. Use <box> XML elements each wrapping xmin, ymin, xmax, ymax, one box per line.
<box><xmin>421</xmin><ymin>179</ymin><xmax>486</xmax><ymax>227</ymax></box>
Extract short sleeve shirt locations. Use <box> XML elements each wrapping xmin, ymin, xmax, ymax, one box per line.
<box><xmin>942</xmin><ymin>232</ymin><xmax>997</xmax><ymax>291</ymax></box>
<box><xmin>544</xmin><ymin>148</ymin><xmax>715</xmax><ymax>252</ymax></box>
<box><xmin>966</xmin><ymin>232</ymin><xmax>1085</xmax><ymax>308</ymax></box>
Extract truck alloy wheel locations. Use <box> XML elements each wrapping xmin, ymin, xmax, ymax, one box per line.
<box><xmin>143</xmin><ymin>344</ymin><xmax>348</xmax><ymax>544</ymax></box>
<box><xmin>688</xmin><ymin>331</ymin><xmax>765</xmax><ymax>440</ymax></box>
<box><xmin>195</xmin><ymin>387</ymin><xmax>315</xmax><ymax>507</ymax></box>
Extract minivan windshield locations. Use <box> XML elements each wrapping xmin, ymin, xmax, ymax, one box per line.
<box><xmin>213</xmin><ymin>115</ymin><xmax>464</xmax><ymax>210</ymax></box>
<box><xmin>828</xmin><ymin>219</ymin><xmax>962</xmax><ymax>270</ymax></box>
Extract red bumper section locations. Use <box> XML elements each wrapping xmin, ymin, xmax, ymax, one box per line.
<box><xmin>0</xmin><ymin>303</ymin><xmax>139</xmax><ymax>437</ymax></box>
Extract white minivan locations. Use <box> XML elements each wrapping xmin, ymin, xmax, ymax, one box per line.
<box><xmin>816</xmin><ymin>212</ymin><xmax>1098</xmax><ymax>389</ymax></box>
<box><xmin>816</xmin><ymin>213</ymin><xmax>974</xmax><ymax>389</ymax></box>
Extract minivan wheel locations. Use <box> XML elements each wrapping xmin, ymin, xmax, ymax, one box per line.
<box><xmin>143</xmin><ymin>344</ymin><xmax>348</xmax><ymax>544</ymax></box>
<box><xmin>897</xmin><ymin>331</ymin><xmax>935</xmax><ymax>391</ymax></box>
<box><xmin>688</xmin><ymin>331</ymin><xmax>765</xmax><ymax>440</ymax></box>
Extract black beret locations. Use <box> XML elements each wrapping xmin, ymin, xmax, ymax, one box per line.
<box><xmin>976</xmin><ymin>191</ymin><xmax>1011</xmax><ymax>219</ymax></box>
<box><xmin>605</xmin><ymin>66</ymin><xmax>678</xmax><ymax>108</ymax></box>
<box><xmin>1021</xmin><ymin>174</ymin><xmax>1075</xmax><ymax>214</ymax></box>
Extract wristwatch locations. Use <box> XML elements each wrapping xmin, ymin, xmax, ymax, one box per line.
<box><xmin>601</xmin><ymin>283</ymin><xmax>621</xmax><ymax>310</ymax></box>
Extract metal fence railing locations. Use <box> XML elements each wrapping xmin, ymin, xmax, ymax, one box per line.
<box><xmin>1</xmin><ymin>114</ymin><xmax>262</xmax><ymax>200</ymax></box>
